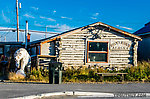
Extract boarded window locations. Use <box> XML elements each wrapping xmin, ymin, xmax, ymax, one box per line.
<box><xmin>87</xmin><ymin>41</ymin><xmax>108</xmax><ymax>63</ymax></box>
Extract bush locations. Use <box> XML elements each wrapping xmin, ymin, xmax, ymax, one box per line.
<box><xmin>62</xmin><ymin>66</ymin><xmax>109</xmax><ymax>82</ymax></box>
<box><xmin>62</xmin><ymin>61</ymin><xmax>150</xmax><ymax>82</ymax></box>
<box><xmin>7</xmin><ymin>68</ymin><xmax>49</xmax><ymax>82</ymax></box>
<box><xmin>124</xmin><ymin>61</ymin><xmax>150</xmax><ymax>82</ymax></box>
<box><xmin>26</xmin><ymin>68</ymin><xmax>49</xmax><ymax>82</ymax></box>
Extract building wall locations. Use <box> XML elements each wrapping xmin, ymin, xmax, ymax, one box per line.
<box><xmin>57</xmin><ymin>26</ymin><xmax>137</xmax><ymax>69</ymax></box>
<box><xmin>41</xmin><ymin>41</ymin><xmax>55</xmax><ymax>55</ymax></box>
<box><xmin>138</xmin><ymin>37</ymin><xmax>150</xmax><ymax>61</ymax></box>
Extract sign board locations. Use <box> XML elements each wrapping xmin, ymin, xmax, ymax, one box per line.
<box><xmin>110</xmin><ymin>41</ymin><xmax>131</xmax><ymax>50</ymax></box>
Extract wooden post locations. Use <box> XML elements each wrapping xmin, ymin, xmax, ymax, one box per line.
<box><xmin>122</xmin><ymin>74</ymin><xmax>124</xmax><ymax>82</ymax></box>
<box><xmin>100</xmin><ymin>74</ymin><xmax>103</xmax><ymax>82</ymax></box>
<box><xmin>133</xmin><ymin>39</ymin><xmax>138</xmax><ymax>66</ymax></box>
<box><xmin>36</xmin><ymin>55</ymin><xmax>39</xmax><ymax>69</ymax></box>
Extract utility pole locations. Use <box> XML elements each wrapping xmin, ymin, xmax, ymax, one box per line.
<box><xmin>45</xmin><ymin>26</ymin><xmax>47</xmax><ymax>38</ymax></box>
<box><xmin>16</xmin><ymin>0</ymin><xmax>19</xmax><ymax>42</ymax></box>
<box><xmin>25</xmin><ymin>21</ymin><xmax>28</xmax><ymax>49</ymax></box>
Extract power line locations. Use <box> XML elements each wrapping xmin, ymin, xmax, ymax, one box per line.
<box><xmin>0</xmin><ymin>28</ymin><xmax>60</xmax><ymax>34</ymax></box>
<box><xmin>0</xmin><ymin>9</ymin><xmax>17</xmax><ymax>41</ymax></box>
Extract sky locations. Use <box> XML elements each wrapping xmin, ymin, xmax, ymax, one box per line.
<box><xmin>0</xmin><ymin>0</ymin><xmax>150</xmax><ymax>42</ymax></box>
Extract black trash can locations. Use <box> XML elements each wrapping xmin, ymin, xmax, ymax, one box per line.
<box><xmin>49</xmin><ymin>62</ymin><xmax>62</xmax><ymax>84</ymax></box>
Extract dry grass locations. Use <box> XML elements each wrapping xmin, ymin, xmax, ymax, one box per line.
<box><xmin>8</xmin><ymin>72</ymin><xmax>25</xmax><ymax>81</ymax></box>
<box><xmin>7</xmin><ymin>68</ymin><xmax>49</xmax><ymax>83</ymax></box>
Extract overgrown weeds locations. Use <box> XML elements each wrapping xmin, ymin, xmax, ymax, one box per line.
<box><xmin>63</xmin><ymin>61</ymin><xmax>150</xmax><ymax>82</ymax></box>
<box><xmin>8</xmin><ymin>68</ymin><xmax>49</xmax><ymax>83</ymax></box>
<box><xmin>62</xmin><ymin>66</ymin><xmax>118</xmax><ymax>82</ymax></box>
<box><xmin>124</xmin><ymin>61</ymin><xmax>150</xmax><ymax>82</ymax></box>
<box><xmin>6</xmin><ymin>61</ymin><xmax>150</xmax><ymax>83</ymax></box>
<box><xmin>8</xmin><ymin>72</ymin><xmax>25</xmax><ymax>81</ymax></box>
<box><xmin>26</xmin><ymin>68</ymin><xmax>49</xmax><ymax>82</ymax></box>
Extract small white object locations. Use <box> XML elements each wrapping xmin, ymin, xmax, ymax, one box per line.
<box><xmin>19</xmin><ymin>3</ymin><xmax>21</xmax><ymax>9</ymax></box>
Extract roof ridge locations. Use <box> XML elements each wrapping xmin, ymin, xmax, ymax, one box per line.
<box><xmin>29</xmin><ymin>22</ymin><xmax>142</xmax><ymax>45</ymax></box>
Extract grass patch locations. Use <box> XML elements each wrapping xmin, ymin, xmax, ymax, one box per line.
<box><xmin>8</xmin><ymin>72</ymin><xmax>25</xmax><ymax>81</ymax></box>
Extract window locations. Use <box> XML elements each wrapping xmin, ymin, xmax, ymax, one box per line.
<box><xmin>87</xmin><ymin>41</ymin><xmax>108</xmax><ymax>63</ymax></box>
<box><xmin>0</xmin><ymin>46</ymin><xmax>4</xmax><ymax>55</ymax></box>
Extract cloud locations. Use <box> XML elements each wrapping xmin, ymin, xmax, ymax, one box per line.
<box><xmin>46</xmin><ymin>24</ymin><xmax>59</xmax><ymax>28</ymax></box>
<box><xmin>55</xmin><ymin>24</ymin><xmax>74</xmax><ymax>32</ymax></box>
<box><xmin>61</xmin><ymin>16</ymin><xmax>72</xmax><ymax>20</ymax></box>
<box><xmin>93</xmin><ymin>13</ymin><xmax>99</xmax><ymax>16</ymax></box>
<box><xmin>0</xmin><ymin>27</ymin><xmax>15</xmax><ymax>30</ymax></box>
<box><xmin>46</xmin><ymin>24</ymin><xmax>73</xmax><ymax>32</ymax></box>
<box><xmin>53</xmin><ymin>10</ymin><xmax>56</xmax><ymax>13</ymax></box>
<box><xmin>116</xmin><ymin>25</ymin><xmax>133</xmax><ymax>30</ymax></box>
<box><xmin>24</xmin><ymin>13</ymin><xmax>35</xmax><ymax>18</ymax></box>
<box><xmin>2</xmin><ymin>10</ymin><xmax>10</xmax><ymax>23</ymax></box>
<box><xmin>91</xmin><ymin>12</ymin><xmax>99</xmax><ymax>20</ymax></box>
<box><xmin>40</xmin><ymin>16</ymin><xmax>56</xmax><ymax>21</ymax></box>
<box><xmin>34</xmin><ymin>21</ymin><xmax>43</xmax><ymax>26</ymax></box>
<box><xmin>31</xmin><ymin>7</ymin><xmax>39</xmax><ymax>10</ymax></box>
<box><xmin>91</xmin><ymin>17</ymin><xmax>97</xmax><ymax>20</ymax></box>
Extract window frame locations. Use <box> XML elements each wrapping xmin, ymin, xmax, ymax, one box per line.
<box><xmin>87</xmin><ymin>41</ymin><xmax>109</xmax><ymax>63</ymax></box>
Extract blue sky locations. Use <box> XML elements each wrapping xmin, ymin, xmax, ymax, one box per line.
<box><xmin>0</xmin><ymin>0</ymin><xmax>150</xmax><ymax>41</ymax></box>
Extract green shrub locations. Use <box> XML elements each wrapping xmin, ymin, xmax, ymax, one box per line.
<box><xmin>62</xmin><ymin>61</ymin><xmax>150</xmax><ymax>82</ymax></box>
<box><xmin>124</xmin><ymin>61</ymin><xmax>150</xmax><ymax>82</ymax></box>
<box><xmin>26</xmin><ymin>68</ymin><xmax>49</xmax><ymax>82</ymax></box>
<box><xmin>62</xmin><ymin>66</ymin><xmax>109</xmax><ymax>82</ymax></box>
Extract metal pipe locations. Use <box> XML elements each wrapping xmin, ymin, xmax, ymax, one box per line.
<box><xmin>25</xmin><ymin>21</ymin><xmax>28</xmax><ymax>49</ymax></box>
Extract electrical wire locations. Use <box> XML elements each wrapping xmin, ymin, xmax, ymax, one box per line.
<box><xmin>0</xmin><ymin>1</ymin><xmax>146</xmax><ymax>41</ymax></box>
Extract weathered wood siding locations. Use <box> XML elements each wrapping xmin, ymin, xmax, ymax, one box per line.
<box><xmin>41</xmin><ymin>43</ymin><xmax>50</xmax><ymax>55</ymax></box>
<box><xmin>57</xmin><ymin>26</ymin><xmax>137</xmax><ymax>69</ymax></box>
<box><xmin>41</xmin><ymin>41</ymin><xmax>55</xmax><ymax>55</ymax></box>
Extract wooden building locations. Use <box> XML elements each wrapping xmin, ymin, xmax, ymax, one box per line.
<box><xmin>134</xmin><ymin>22</ymin><xmax>150</xmax><ymax>61</ymax></box>
<box><xmin>0</xmin><ymin>42</ymin><xmax>24</xmax><ymax>72</ymax></box>
<box><xmin>0</xmin><ymin>42</ymin><xmax>24</xmax><ymax>57</ymax></box>
<box><xmin>28</xmin><ymin>22</ymin><xmax>142</xmax><ymax>70</ymax></box>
